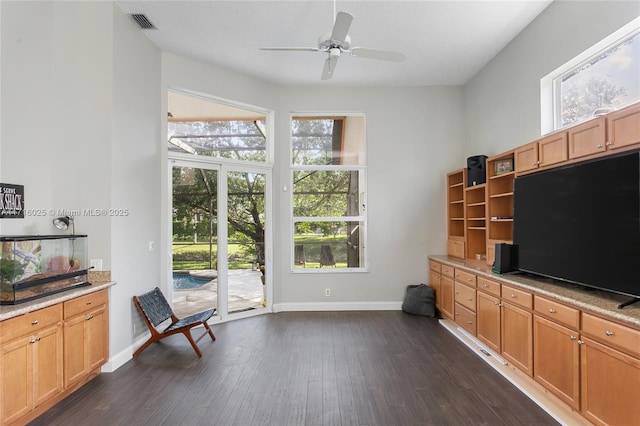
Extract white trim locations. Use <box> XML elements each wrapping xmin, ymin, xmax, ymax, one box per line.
<box><xmin>541</xmin><ymin>16</ymin><xmax>640</xmax><ymax>135</ymax></box>
<box><xmin>439</xmin><ymin>319</ymin><xmax>591</xmax><ymax>426</ymax></box>
<box><xmin>273</xmin><ymin>301</ymin><xmax>401</xmax><ymax>312</ymax></box>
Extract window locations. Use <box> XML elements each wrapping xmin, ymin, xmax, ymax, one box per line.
<box><xmin>167</xmin><ymin>91</ymin><xmax>268</xmax><ymax>163</ymax></box>
<box><xmin>291</xmin><ymin>115</ymin><xmax>366</xmax><ymax>271</ymax></box>
<box><xmin>541</xmin><ymin>18</ymin><xmax>640</xmax><ymax>133</ymax></box>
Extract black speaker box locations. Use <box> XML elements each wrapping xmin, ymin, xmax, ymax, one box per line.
<box><xmin>492</xmin><ymin>243</ymin><xmax>518</xmax><ymax>274</ymax></box>
<box><xmin>467</xmin><ymin>155</ymin><xmax>488</xmax><ymax>186</ymax></box>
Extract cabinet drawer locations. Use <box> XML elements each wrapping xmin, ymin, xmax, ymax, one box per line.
<box><xmin>534</xmin><ymin>296</ymin><xmax>579</xmax><ymax>330</ymax></box>
<box><xmin>454</xmin><ymin>269</ymin><xmax>477</xmax><ymax>286</ymax></box>
<box><xmin>501</xmin><ymin>284</ymin><xmax>532</xmax><ymax>309</ymax></box>
<box><xmin>429</xmin><ymin>260</ymin><xmax>441</xmax><ymax>273</ymax></box>
<box><xmin>447</xmin><ymin>239</ymin><xmax>465</xmax><ymax>259</ymax></box>
<box><xmin>0</xmin><ymin>304</ymin><xmax>62</xmax><ymax>343</ymax></box>
<box><xmin>477</xmin><ymin>276</ymin><xmax>500</xmax><ymax>297</ymax></box>
<box><xmin>582</xmin><ymin>313</ymin><xmax>640</xmax><ymax>358</ymax></box>
<box><xmin>64</xmin><ymin>289</ymin><xmax>108</xmax><ymax>319</ymax></box>
<box><xmin>454</xmin><ymin>282</ymin><xmax>476</xmax><ymax>311</ymax></box>
<box><xmin>441</xmin><ymin>264</ymin><xmax>454</xmax><ymax>278</ymax></box>
<box><xmin>455</xmin><ymin>302</ymin><xmax>476</xmax><ymax>335</ymax></box>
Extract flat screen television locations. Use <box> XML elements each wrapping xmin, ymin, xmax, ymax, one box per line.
<box><xmin>513</xmin><ymin>151</ymin><xmax>640</xmax><ymax>301</ymax></box>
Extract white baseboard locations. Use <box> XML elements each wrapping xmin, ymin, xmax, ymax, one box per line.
<box><xmin>439</xmin><ymin>319</ymin><xmax>591</xmax><ymax>426</ymax></box>
<box><xmin>273</xmin><ymin>301</ymin><xmax>402</xmax><ymax>312</ymax></box>
<box><xmin>101</xmin><ymin>334</ymin><xmax>149</xmax><ymax>373</ymax></box>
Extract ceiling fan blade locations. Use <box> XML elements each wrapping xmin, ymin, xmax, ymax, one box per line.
<box><xmin>260</xmin><ymin>47</ymin><xmax>320</xmax><ymax>52</ymax></box>
<box><xmin>331</xmin><ymin>11</ymin><xmax>353</xmax><ymax>43</ymax></box>
<box><xmin>321</xmin><ymin>56</ymin><xmax>339</xmax><ymax>80</ymax></box>
<box><xmin>351</xmin><ymin>47</ymin><xmax>406</xmax><ymax>62</ymax></box>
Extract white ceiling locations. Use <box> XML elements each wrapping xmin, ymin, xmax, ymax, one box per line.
<box><xmin>115</xmin><ymin>0</ymin><xmax>553</xmax><ymax>86</ymax></box>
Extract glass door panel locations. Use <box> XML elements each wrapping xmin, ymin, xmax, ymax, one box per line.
<box><xmin>171</xmin><ymin>165</ymin><xmax>219</xmax><ymax>318</ymax></box>
<box><xmin>227</xmin><ymin>170</ymin><xmax>266</xmax><ymax>313</ymax></box>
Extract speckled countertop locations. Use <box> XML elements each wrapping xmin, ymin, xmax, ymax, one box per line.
<box><xmin>429</xmin><ymin>255</ymin><xmax>640</xmax><ymax>328</ymax></box>
<box><xmin>0</xmin><ymin>281</ymin><xmax>115</xmax><ymax>322</ymax></box>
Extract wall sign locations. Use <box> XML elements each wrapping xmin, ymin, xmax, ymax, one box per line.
<box><xmin>0</xmin><ymin>183</ymin><xmax>25</xmax><ymax>218</ymax></box>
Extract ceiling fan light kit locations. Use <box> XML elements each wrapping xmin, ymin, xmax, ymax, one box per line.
<box><xmin>260</xmin><ymin>11</ymin><xmax>405</xmax><ymax>80</ymax></box>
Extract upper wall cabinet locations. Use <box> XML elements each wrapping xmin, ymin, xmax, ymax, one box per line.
<box><xmin>515</xmin><ymin>131</ymin><xmax>568</xmax><ymax>173</ymax></box>
<box><xmin>569</xmin><ymin>102</ymin><xmax>640</xmax><ymax>160</ymax></box>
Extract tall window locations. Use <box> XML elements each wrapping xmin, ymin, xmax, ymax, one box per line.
<box><xmin>541</xmin><ymin>18</ymin><xmax>640</xmax><ymax>133</ymax></box>
<box><xmin>291</xmin><ymin>115</ymin><xmax>366</xmax><ymax>271</ymax></box>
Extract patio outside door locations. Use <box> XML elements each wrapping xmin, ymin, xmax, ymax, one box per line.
<box><xmin>171</xmin><ymin>161</ymin><xmax>268</xmax><ymax>319</ymax></box>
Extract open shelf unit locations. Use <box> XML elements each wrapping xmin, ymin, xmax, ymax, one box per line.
<box><xmin>486</xmin><ymin>151</ymin><xmax>515</xmax><ymax>265</ymax></box>
<box><xmin>447</xmin><ymin>169</ymin><xmax>466</xmax><ymax>258</ymax></box>
<box><xmin>464</xmin><ymin>183</ymin><xmax>486</xmax><ymax>259</ymax></box>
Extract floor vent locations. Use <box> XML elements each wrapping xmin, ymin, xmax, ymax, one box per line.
<box><xmin>131</xmin><ymin>14</ymin><xmax>156</xmax><ymax>29</ymax></box>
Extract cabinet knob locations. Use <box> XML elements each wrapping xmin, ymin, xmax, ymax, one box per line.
<box><xmin>31</xmin><ymin>319</ymin><xmax>38</xmax><ymax>325</ymax></box>
<box><xmin>605</xmin><ymin>330</ymin><xmax>614</xmax><ymax>337</ymax></box>
<box><xmin>570</xmin><ymin>335</ymin><xmax>577</xmax><ymax>340</ymax></box>
<box><xmin>597</xmin><ymin>144</ymin><xmax>604</xmax><ymax>149</ymax></box>
<box><xmin>605</xmin><ymin>140</ymin><xmax>612</xmax><ymax>147</ymax></box>
<box><xmin>484</xmin><ymin>284</ymin><xmax>489</xmax><ymax>288</ymax></box>
<box><xmin>536</xmin><ymin>161</ymin><xmax>541</xmax><ymax>165</ymax></box>
<box><xmin>578</xmin><ymin>340</ymin><xmax>584</xmax><ymax>345</ymax></box>
<box><xmin>511</xmin><ymin>294</ymin><xmax>517</xmax><ymax>299</ymax></box>
<box><xmin>86</xmin><ymin>300</ymin><xmax>92</xmax><ymax>305</ymax></box>
<box><xmin>531</xmin><ymin>162</ymin><xmax>537</xmax><ymax>166</ymax></box>
<box><xmin>86</xmin><ymin>314</ymin><xmax>94</xmax><ymax>321</ymax></box>
<box><xmin>467</xmin><ymin>297</ymin><xmax>472</xmax><ymax>301</ymax></box>
<box><xmin>467</xmin><ymin>321</ymin><xmax>473</xmax><ymax>325</ymax></box>
<box><xmin>29</xmin><ymin>338</ymin><xmax>37</xmax><ymax>344</ymax></box>
<box><xmin>548</xmin><ymin>308</ymin><xmax>556</xmax><ymax>314</ymax></box>
<box><xmin>468</xmin><ymin>278</ymin><xmax>472</xmax><ymax>282</ymax></box>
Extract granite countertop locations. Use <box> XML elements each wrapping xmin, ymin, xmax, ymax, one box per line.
<box><xmin>429</xmin><ymin>255</ymin><xmax>640</xmax><ymax>328</ymax></box>
<box><xmin>0</xmin><ymin>281</ymin><xmax>115</xmax><ymax>322</ymax></box>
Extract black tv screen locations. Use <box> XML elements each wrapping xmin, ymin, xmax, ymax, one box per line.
<box><xmin>513</xmin><ymin>151</ymin><xmax>640</xmax><ymax>299</ymax></box>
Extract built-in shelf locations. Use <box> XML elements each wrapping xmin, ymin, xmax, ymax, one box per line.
<box><xmin>489</xmin><ymin>171</ymin><xmax>515</xmax><ymax>180</ymax></box>
<box><xmin>489</xmin><ymin>192</ymin><xmax>514</xmax><ymax>198</ymax></box>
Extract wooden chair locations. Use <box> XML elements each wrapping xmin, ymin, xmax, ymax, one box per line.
<box><xmin>132</xmin><ymin>287</ymin><xmax>216</xmax><ymax>357</ymax></box>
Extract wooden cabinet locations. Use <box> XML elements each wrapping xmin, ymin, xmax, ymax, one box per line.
<box><xmin>533</xmin><ymin>315</ymin><xmax>580</xmax><ymax>410</ymax></box>
<box><xmin>501</xmin><ymin>284</ymin><xmax>533</xmax><ymax>376</ymax></box>
<box><xmin>0</xmin><ymin>305</ymin><xmax>63</xmax><ymax>425</ymax></box>
<box><xmin>447</xmin><ymin>169</ymin><xmax>466</xmax><ymax>259</ymax></box>
<box><xmin>486</xmin><ymin>152</ymin><xmax>515</xmax><ymax>266</ymax></box>
<box><xmin>464</xmin><ymin>184</ymin><xmax>486</xmax><ymax>260</ymax></box>
<box><xmin>569</xmin><ymin>103</ymin><xmax>640</xmax><ymax>160</ymax></box>
<box><xmin>476</xmin><ymin>290</ymin><xmax>501</xmax><ymax>353</ymax></box>
<box><xmin>454</xmin><ymin>269</ymin><xmax>477</xmax><ymax>335</ymax></box>
<box><xmin>439</xmin><ymin>275</ymin><xmax>454</xmax><ymax>320</ymax></box>
<box><xmin>515</xmin><ymin>132</ymin><xmax>568</xmax><ymax>173</ymax></box>
<box><xmin>580</xmin><ymin>336</ymin><xmax>640</xmax><ymax>426</ymax></box>
<box><xmin>0</xmin><ymin>288</ymin><xmax>109</xmax><ymax>426</ymax></box>
<box><xmin>63</xmin><ymin>290</ymin><xmax>109</xmax><ymax>389</ymax></box>
<box><xmin>429</xmin><ymin>260</ymin><xmax>442</xmax><ymax>313</ymax></box>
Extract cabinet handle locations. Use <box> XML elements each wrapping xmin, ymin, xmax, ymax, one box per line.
<box><xmin>29</xmin><ymin>338</ymin><xmax>37</xmax><ymax>344</ymax></box>
<box><xmin>578</xmin><ymin>340</ymin><xmax>584</xmax><ymax>345</ymax></box>
<box><xmin>86</xmin><ymin>314</ymin><xmax>94</xmax><ymax>321</ymax></box>
<box><xmin>536</xmin><ymin>161</ymin><xmax>541</xmax><ymax>165</ymax></box>
<box><xmin>597</xmin><ymin>144</ymin><xmax>603</xmax><ymax>149</ymax></box>
<box><xmin>605</xmin><ymin>140</ymin><xmax>612</xmax><ymax>147</ymax></box>
<box><xmin>605</xmin><ymin>330</ymin><xmax>614</xmax><ymax>337</ymax></box>
<box><xmin>468</xmin><ymin>278</ymin><xmax>472</xmax><ymax>282</ymax></box>
<box><xmin>511</xmin><ymin>294</ymin><xmax>517</xmax><ymax>299</ymax></box>
<box><xmin>548</xmin><ymin>308</ymin><xmax>556</xmax><ymax>313</ymax></box>
<box><xmin>483</xmin><ymin>284</ymin><xmax>489</xmax><ymax>288</ymax></box>
<box><xmin>467</xmin><ymin>297</ymin><xmax>472</xmax><ymax>301</ymax></box>
<box><xmin>467</xmin><ymin>321</ymin><xmax>473</xmax><ymax>325</ymax></box>
<box><xmin>31</xmin><ymin>319</ymin><xmax>38</xmax><ymax>325</ymax></box>
<box><xmin>570</xmin><ymin>335</ymin><xmax>577</xmax><ymax>340</ymax></box>
<box><xmin>531</xmin><ymin>162</ymin><xmax>536</xmax><ymax>166</ymax></box>
<box><xmin>86</xmin><ymin>300</ymin><xmax>92</xmax><ymax>305</ymax></box>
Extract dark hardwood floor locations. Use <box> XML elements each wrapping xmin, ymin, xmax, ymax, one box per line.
<box><xmin>31</xmin><ymin>311</ymin><xmax>558</xmax><ymax>425</ymax></box>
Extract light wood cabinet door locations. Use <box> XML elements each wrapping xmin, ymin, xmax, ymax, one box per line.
<box><xmin>476</xmin><ymin>291</ymin><xmax>501</xmax><ymax>353</ymax></box>
<box><xmin>515</xmin><ymin>141</ymin><xmax>539</xmax><ymax>173</ymax></box>
<box><xmin>533</xmin><ymin>315</ymin><xmax>580</xmax><ymax>410</ymax></box>
<box><xmin>580</xmin><ymin>336</ymin><xmax>640</xmax><ymax>426</ymax></box>
<box><xmin>63</xmin><ymin>303</ymin><xmax>108</xmax><ymax>389</ymax></box>
<box><xmin>606</xmin><ymin>102</ymin><xmax>640</xmax><ymax>150</ymax></box>
<box><xmin>501</xmin><ymin>302</ymin><xmax>533</xmax><ymax>376</ymax></box>
<box><xmin>568</xmin><ymin>116</ymin><xmax>606</xmax><ymax>159</ymax></box>
<box><xmin>440</xmin><ymin>275</ymin><xmax>454</xmax><ymax>320</ymax></box>
<box><xmin>0</xmin><ymin>323</ymin><xmax>62</xmax><ymax>425</ymax></box>
<box><xmin>429</xmin><ymin>271</ymin><xmax>442</xmax><ymax>313</ymax></box>
<box><xmin>538</xmin><ymin>132</ymin><xmax>568</xmax><ymax>167</ymax></box>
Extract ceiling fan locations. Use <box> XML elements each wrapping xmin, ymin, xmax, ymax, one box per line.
<box><xmin>260</xmin><ymin>10</ymin><xmax>406</xmax><ymax>80</ymax></box>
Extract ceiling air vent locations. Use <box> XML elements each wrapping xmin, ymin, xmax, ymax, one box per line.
<box><xmin>131</xmin><ymin>14</ymin><xmax>156</xmax><ymax>30</ymax></box>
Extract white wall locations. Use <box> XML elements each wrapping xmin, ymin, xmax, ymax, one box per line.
<box><xmin>1</xmin><ymin>1</ymin><xmax>162</xmax><ymax>368</ymax></box>
<box><xmin>463</xmin><ymin>1</ymin><xmax>640</xmax><ymax>157</ymax></box>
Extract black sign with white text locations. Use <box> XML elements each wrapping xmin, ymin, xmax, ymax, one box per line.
<box><xmin>0</xmin><ymin>183</ymin><xmax>25</xmax><ymax>218</ymax></box>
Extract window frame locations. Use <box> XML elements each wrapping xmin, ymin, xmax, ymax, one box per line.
<box><xmin>541</xmin><ymin>17</ymin><xmax>640</xmax><ymax>135</ymax></box>
<box><xmin>290</xmin><ymin>113</ymin><xmax>368</xmax><ymax>273</ymax></box>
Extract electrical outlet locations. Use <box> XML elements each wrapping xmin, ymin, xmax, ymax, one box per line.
<box><xmin>90</xmin><ymin>259</ymin><xmax>103</xmax><ymax>271</ymax></box>
<box><xmin>325</xmin><ymin>288</ymin><xmax>331</xmax><ymax>297</ymax></box>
